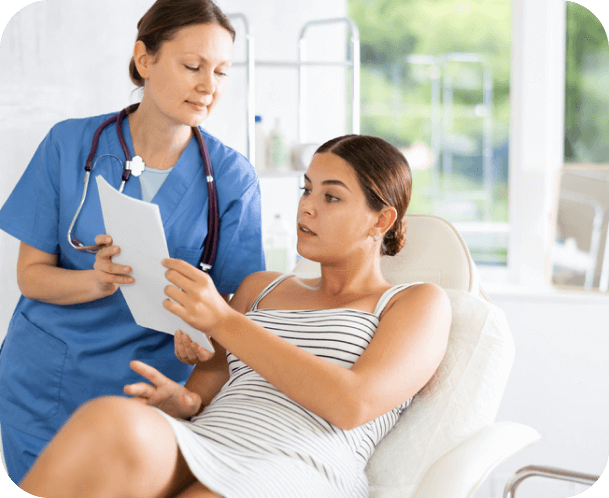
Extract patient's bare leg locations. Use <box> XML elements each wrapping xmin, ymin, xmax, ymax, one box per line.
<box><xmin>20</xmin><ymin>396</ymin><xmax>197</xmax><ymax>498</ymax></box>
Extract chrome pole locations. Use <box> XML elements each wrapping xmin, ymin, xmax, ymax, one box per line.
<box><xmin>228</xmin><ymin>14</ymin><xmax>255</xmax><ymax>164</ymax></box>
<box><xmin>503</xmin><ymin>465</ymin><xmax>599</xmax><ymax>498</ymax></box>
<box><xmin>297</xmin><ymin>17</ymin><xmax>360</xmax><ymax>142</ymax></box>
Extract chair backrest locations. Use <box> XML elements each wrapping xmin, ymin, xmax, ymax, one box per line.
<box><xmin>366</xmin><ymin>289</ymin><xmax>514</xmax><ymax>497</ymax></box>
<box><xmin>292</xmin><ymin>214</ymin><xmax>513</xmax><ymax>498</ymax></box>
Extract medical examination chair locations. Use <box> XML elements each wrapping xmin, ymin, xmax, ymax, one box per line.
<box><xmin>293</xmin><ymin>214</ymin><xmax>541</xmax><ymax>498</ymax></box>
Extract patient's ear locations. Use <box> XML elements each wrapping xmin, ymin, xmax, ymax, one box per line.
<box><xmin>375</xmin><ymin>207</ymin><xmax>398</xmax><ymax>235</ymax></box>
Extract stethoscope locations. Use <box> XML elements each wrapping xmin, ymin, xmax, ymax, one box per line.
<box><xmin>67</xmin><ymin>103</ymin><xmax>219</xmax><ymax>272</ymax></box>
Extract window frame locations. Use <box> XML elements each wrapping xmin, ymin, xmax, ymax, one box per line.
<box><xmin>486</xmin><ymin>0</ymin><xmax>567</xmax><ymax>289</ymax></box>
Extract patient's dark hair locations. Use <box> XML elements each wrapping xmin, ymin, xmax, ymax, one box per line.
<box><xmin>129</xmin><ymin>0</ymin><xmax>236</xmax><ymax>87</ymax></box>
<box><xmin>315</xmin><ymin>135</ymin><xmax>412</xmax><ymax>257</ymax></box>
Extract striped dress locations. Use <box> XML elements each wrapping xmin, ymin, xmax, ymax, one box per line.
<box><xmin>154</xmin><ymin>274</ymin><xmax>414</xmax><ymax>497</ymax></box>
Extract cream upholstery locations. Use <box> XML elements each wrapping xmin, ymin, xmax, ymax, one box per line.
<box><xmin>381</xmin><ymin>214</ymin><xmax>479</xmax><ymax>294</ymax></box>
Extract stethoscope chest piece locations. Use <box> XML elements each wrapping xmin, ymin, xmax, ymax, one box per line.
<box><xmin>126</xmin><ymin>156</ymin><xmax>145</xmax><ymax>177</ymax></box>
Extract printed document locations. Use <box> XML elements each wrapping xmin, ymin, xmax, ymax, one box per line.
<box><xmin>96</xmin><ymin>175</ymin><xmax>214</xmax><ymax>353</ymax></box>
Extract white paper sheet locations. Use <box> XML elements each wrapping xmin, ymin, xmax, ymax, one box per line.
<box><xmin>96</xmin><ymin>175</ymin><xmax>214</xmax><ymax>353</ymax></box>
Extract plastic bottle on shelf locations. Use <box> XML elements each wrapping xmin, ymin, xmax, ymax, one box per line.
<box><xmin>254</xmin><ymin>115</ymin><xmax>267</xmax><ymax>171</ymax></box>
<box><xmin>264</xmin><ymin>213</ymin><xmax>297</xmax><ymax>273</ymax></box>
<box><xmin>267</xmin><ymin>118</ymin><xmax>289</xmax><ymax>171</ymax></box>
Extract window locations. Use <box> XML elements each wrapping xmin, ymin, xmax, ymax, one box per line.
<box><xmin>348</xmin><ymin>0</ymin><xmax>511</xmax><ymax>265</ymax></box>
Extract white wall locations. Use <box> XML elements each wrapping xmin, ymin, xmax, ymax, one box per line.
<box><xmin>474</xmin><ymin>289</ymin><xmax>609</xmax><ymax>498</ymax></box>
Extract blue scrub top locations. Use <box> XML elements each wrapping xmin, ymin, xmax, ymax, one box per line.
<box><xmin>0</xmin><ymin>112</ymin><xmax>265</xmax><ymax>440</ymax></box>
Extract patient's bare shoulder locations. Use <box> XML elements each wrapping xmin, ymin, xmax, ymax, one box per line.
<box><xmin>229</xmin><ymin>271</ymin><xmax>284</xmax><ymax>314</ymax></box>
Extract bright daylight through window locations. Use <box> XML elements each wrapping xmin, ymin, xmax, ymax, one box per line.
<box><xmin>348</xmin><ymin>0</ymin><xmax>511</xmax><ymax>266</ymax></box>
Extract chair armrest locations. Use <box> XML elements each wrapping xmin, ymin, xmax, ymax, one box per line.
<box><xmin>411</xmin><ymin>421</ymin><xmax>541</xmax><ymax>498</ymax></box>
<box><xmin>503</xmin><ymin>465</ymin><xmax>599</xmax><ymax>498</ymax></box>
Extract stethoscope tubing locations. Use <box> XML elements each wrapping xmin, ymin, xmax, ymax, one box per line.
<box><xmin>194</xmin><ymin>129</ymin><xmax>219</xmax><ymax>271</ymax></box>
<box><xmin>67</xmin><ymin>104</ymin><xmax>219</xmax><ymax>271</ymax></box>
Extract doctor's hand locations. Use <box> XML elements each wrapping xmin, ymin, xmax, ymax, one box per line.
<box><xmin>92</xmin><ymin>234</ymin><xmax>134</xmax><ymax>296</ymax></box>
<box><xmin>124</xmin><ymin>360</ymin><xmax>202</xmax><ymax>420</ymax></box>
<box><xmin>162</xmin><ymin>258</ymin><xmax>234</xmax><ymax>335</ymax></box>
<box><xmin>174</xmin><ymin>330</ymin><xmax>214</xmax><ymax>365</ymax></box>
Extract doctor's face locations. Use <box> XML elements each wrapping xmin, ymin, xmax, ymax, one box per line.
<box><xmin>139</xmin><ymin>23</ymin><xmax>233</xmax><ymax>127</ymax></box>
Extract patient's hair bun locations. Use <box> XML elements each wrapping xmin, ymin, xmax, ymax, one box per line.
<box><xmin>383</xmin><ymin>217</ymin><xmax>406</xmax><ymax>257</ymax></box>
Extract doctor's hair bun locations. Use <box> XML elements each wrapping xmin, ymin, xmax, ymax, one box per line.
<box><xmin>129</xmin><ymin>0</ymin><xmax>236</xmax><ymax>87</ymax></box>
<box><xmin>315</xmin><ymin>135</ymin><xmax>412</xmax><ymax>257</ymax></box>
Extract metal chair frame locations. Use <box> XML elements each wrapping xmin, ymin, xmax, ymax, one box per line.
<box><xmin>503</xmin><ymin>465</ymin><xmax>599</xmax><ymax>498</ymax></box>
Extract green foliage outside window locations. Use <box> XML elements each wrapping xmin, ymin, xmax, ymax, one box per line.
<box><xmin>347</xmin><ymin>0</ymin><xmax>511</xmax><ymax>218</ymax></box>
<box><xmin>564</xmin><ymin>2</ymin><xmax>609</xmax><ymax>163</ymax></box>
<box><xmin>348</xmin><ymin>0</ymin><xmax>608</xmax><ymax>265</ymax></box>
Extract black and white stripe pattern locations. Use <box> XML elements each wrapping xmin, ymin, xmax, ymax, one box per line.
<box><xmin>157</xmin><ymin>275</ymin><xmax>414</xmax><ymax>497</ymax></box>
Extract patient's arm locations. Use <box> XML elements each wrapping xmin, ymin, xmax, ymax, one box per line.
<box><xmin>162</xmin><ymin>260</ymin><xmax>451</xmax><ymax>431</ymax></box>
<box><xmin>184</xmin><ymin>338</ymin><xmax>230</xmax><ymax>408</ymax></box>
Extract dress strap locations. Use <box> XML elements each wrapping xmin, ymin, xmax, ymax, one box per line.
<box><xmin>373</xmin><ymin>283</ymin><xmax>419</xmax><ymax>317</ymax></box>
<box><xmin>249</xmin><ymin>274</ymin><xmax>295</xmax><ymax>311</ymax></box>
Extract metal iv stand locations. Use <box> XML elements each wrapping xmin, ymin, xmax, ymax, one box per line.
<box><xmin>228</xmin><ymin>15</ymin><xmax>361</xmax><ymax>167</ymax></box>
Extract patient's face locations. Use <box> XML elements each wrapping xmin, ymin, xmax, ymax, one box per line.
<box><xmin>297</xmin><ymin>152</ymin><xmax>379</xmax><ymax>263</ymax></box>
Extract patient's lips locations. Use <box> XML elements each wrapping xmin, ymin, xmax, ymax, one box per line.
<box><xmin>298</xmin><ymin>223</ymin><xmax>317</xmax><ymax>236</ymax></box>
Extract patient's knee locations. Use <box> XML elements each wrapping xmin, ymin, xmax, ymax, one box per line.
<box><xmin>69</xmin><ymin>396</ymin><xmax>152</xmax><ymax>454</ymax></box>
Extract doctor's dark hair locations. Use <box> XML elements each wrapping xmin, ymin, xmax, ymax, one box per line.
<box><xmin>129</xmin><ymin>0</ymin><xmax>236</xmax><ymax>87</ymax></box>
<box><xmin>315</xmin><ymin>135</ymin><xmax>412</xmax><ymax>257</ymax></box>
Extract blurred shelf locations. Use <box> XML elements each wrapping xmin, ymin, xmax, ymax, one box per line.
<box><xmin>257</xmin><ymin>169</ymin><xmax>306</xmax><ymax>179</ymax></box>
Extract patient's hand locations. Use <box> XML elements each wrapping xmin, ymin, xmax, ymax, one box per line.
<box><xmin>124</xmin><ymin>360</ymin><xmax>202</xmax><ymax>419</ymax></box>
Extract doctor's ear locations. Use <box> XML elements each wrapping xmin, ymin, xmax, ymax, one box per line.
<box><xmin>133</xmin><ymin>41</ymin><xmax>153</xmax><ymax>80</ymax></box>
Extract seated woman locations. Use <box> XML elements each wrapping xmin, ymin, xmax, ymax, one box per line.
<box><xmin>19</xmin><ymin>135</ymin><xmax>451</xmax><ymax>498</ymax></box>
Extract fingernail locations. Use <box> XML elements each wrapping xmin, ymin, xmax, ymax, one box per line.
<box><xmin>123</xmin><ymin>267</ymin><xmax>130</xmax><ymax>273</ymax></box>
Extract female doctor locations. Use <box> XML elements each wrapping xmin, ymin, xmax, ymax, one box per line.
<box><xmin>0</xmin><ymin>0</ymin><xmax>265</xmax><ymax>483</ymax></box>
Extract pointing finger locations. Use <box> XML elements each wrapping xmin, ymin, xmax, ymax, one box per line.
<box><xmin>129</xmin><ymin>360</ymin><xmax>170</xmax><ymax>387</ymax></box>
